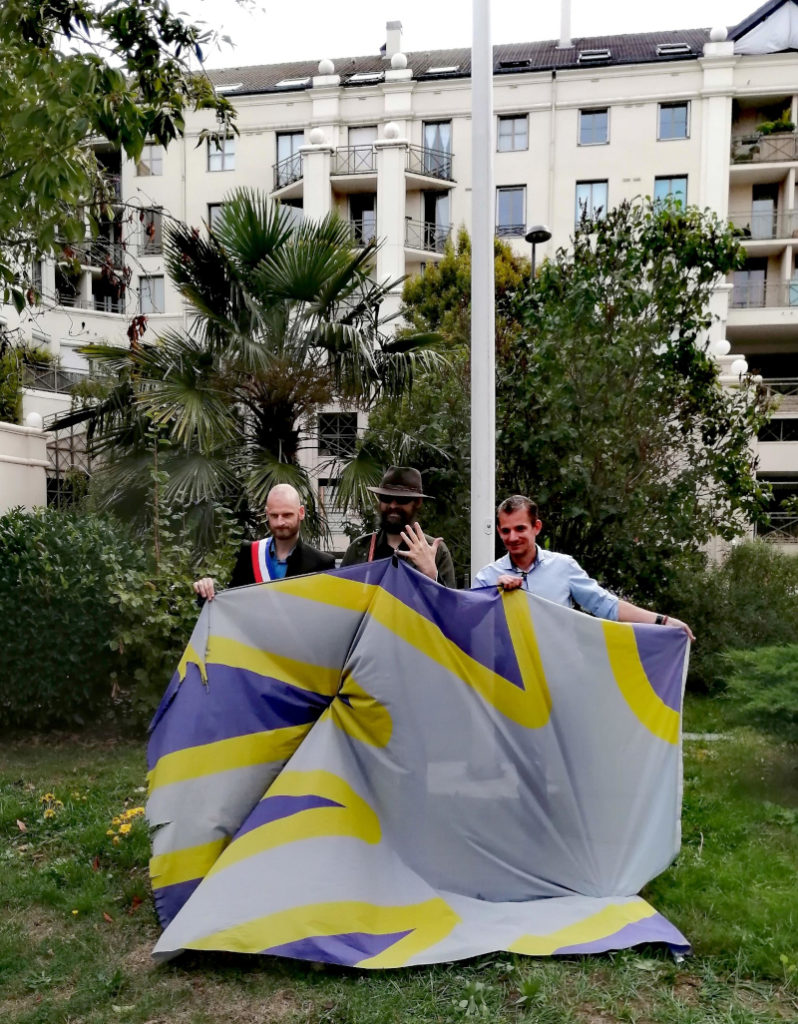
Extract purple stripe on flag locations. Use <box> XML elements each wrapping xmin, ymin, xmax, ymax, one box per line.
<box><xmin>235</xmin><ymin>794</ymin><xmax>344</xmax><ymax>839</ymax></box>
<box><xmin>553</xmin><ymin>911</ymin><xmax>690</xmax><ymax>955</ymax></box>
<box><xmin>360</xmin><ymin>560</ymin><xmax>525</xmax><ymax>689</ymax></box>
<box><xmin>147</xmin><ymin>661</ymin><xmax>334</xmax><ymax>768</ymax></box>
<box><xmin>262</xmin><ymin>929</ymin><xmax>412</xmax><ymax>966</ymax></box>
<box><xmin>152</xmin><ymin>876</ymin><xmax>202</xmax><ymax>930</ymax></box>
<box><xmin>631</xmin><ymin>626</ymin><xmax>687</xmax><ymax>713</ymax></box>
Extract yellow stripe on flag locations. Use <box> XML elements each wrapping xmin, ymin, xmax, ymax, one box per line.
<box><xmin>509</xmin><ymin>900</ymin><xmax>656</xmax><ymax>956</ymax></box>
<box><xmin>150</xmin><ymin>836</ymin><xmax>230</xmax><ymax>890</ymax></box>
<box><xmin>601</xmin><ymin>622</ymin><xmax>680</xmax><ymax>744</ymax></box>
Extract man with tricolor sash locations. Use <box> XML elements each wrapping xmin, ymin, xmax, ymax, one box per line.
<box><xmin>473</xmin><ymin>495</ymin><xmax>694</xmax><ymax>639</ymax></box>
<box><xmin>193</xmin><ymin>484</ymin><xmax>334</xmax><ymax>601</ymax></box>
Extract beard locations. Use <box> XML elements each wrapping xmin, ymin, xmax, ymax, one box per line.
<box><xmin>380</xmin><ymin>506</ymin><xmax>414</xmax><ymax>535</ymax></box>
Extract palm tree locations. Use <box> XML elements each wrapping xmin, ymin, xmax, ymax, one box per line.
<box><xmin>58</xmin><ymin>189</ymin><xmax>440</xmax><ymax>549</ymax></box>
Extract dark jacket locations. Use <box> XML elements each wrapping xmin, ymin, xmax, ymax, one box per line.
<box><xmin>229</xmin><ymin>536</ymin><xmax>335</xmax><ymax>587</ymax></box>
<box><xmin>340</xmin><ymin>530</ymin><xmax>456</xmax><ymax>588</ymax></box>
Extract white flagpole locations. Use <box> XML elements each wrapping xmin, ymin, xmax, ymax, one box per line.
<box><xmin>470</xmin><ymin>0</ymin><xmax>496</xmax><ymax>580</ymax></box>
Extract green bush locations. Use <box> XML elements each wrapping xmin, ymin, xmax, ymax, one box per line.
<box><xmin>723</xmin><ymin>644</ymin><xmax>798</xmax><ymax>742</ymax></box>
<box><xmin>665</xmin><ymin>541</ymin><xmax>798</xmax><ymax>692</ymax></box>
<box><xmin>0</xmin><ymin>507</ymin><xmax>143</xmax><ymax>728</ymax></box>
<box><xmin>0</xmin><ymin>507</ymin><xmax>237</xmax><ymax>731</ymax></box>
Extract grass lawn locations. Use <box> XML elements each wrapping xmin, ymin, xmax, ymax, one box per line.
<box><xmin>1</xmin><ymin>696</ymin><xmax>796</xmax><ymax>1024</ymax></box>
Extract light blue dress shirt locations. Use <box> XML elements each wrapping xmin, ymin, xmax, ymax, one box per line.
<box><xmin>472</xmin><ymin>549</ymin><xmax>619</xmax><ymax>620</ymax></box>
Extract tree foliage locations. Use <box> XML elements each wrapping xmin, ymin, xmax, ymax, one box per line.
<box><xmin>0</xmin><ymin>0</ymin><xmax>235</xmax><ymax>308</ymax></box>
<box><xmin>386</xmin><ymin>201</ymin><xmax>770</xmax><ymax>596</ymax></box>
<box><xmin>500</xmin><ymin>199</ymin><xmax>771</xmax><ymax>599</ymax></box>
<box><xmin>59</xmin><ymin>190</ymin><xmax>441</xmax><ymax>548</ymax></box>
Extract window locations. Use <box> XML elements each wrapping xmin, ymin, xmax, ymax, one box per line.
<box><xmin>497</xmin><ymin>115</ymin><xmax>528</xmax><ymax>152</ymax></box>
<box><xmin>349</xmin><ymin>194</ymin><xmax>377</xmax><ymax>245</ymax></box>
<box><xmin>345</xmin><ymin>125</ymin><xmax>377</xmax><ymax>173</ymax></box>
<box><xmin>658</xmin><ymin>102</ymin><xmax>689</xmax><ymax>140</ymax></box>
<box><xmin>422</xmin><ymin>191</ymin><xmax>451</xmax><ymax>251</ymax></box>
<box><xmin>496</xmin><ymin>186</ymin><xmax>525</xmax><ymax>236</ymax></box>
<box><xmin>207</xmin><ymin>135</ymin><xmax>235</xmax><ymax>172</ymax></box>
<box><xmin>207</xmin><ymin>203</ymin><xmax>225</xmax><ymax>232</ymax></box>
<box><xmin>140</xmin><ymin>209</ymin><xmax>163</xmax><ymax>254</ymax></box>
<box><xmin>318</xmin><ymin>412</ymin><xmax>358</xmax><ymax>457</ymax></box>
<box><xmin>751</xmin><ymin>183</ymin><xmax>778</xmax><ymax>240</ymax></box>
<box><xmin>275</xmin><ymin>131</ymin><xmax>304</xmax><ymax>187</ymax></box>
<box><xmin>653</xmin><ymin>176</ymin><xmax>687</xmax><ymax>206</ymax></box>
<box><xmin>422</xmin><ymin>121</ymin><xmax>452</xmax><ymax>177</ymax></box>
<box><xmin>136</xmin><ymin>143</ymin><xmax>163</xmax><ymax>176</ymax></box>
<box><xmin>575</xmin><ymin>180</ymin><xmax>608</xmax><ymax>223</ymax></box>
<box><xmin>318</xmin><ymin>477</ymin><xmax>348</xmax><ymax>535</ymax></box>
<box><xmin>732</xmin><ymin>259</ymin><xmax>767</xmax><ymax>308</ymax></box>
<box><xmin>579</xmin><ymin>109</ymin><xmax>609</xmax><ymax>146</ymax></box>
<box><xmin>140</xmin><ymin>275</ymin><xmax>165</xmax><ymax>314</ymax></box>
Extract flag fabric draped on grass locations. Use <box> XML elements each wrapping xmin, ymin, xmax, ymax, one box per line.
<box><xmin>147</xmin><ymin>558</ymin><xmax>690</xmax><ymax>966</ymax></box>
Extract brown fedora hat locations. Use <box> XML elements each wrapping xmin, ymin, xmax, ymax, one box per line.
<box><xmin>367</xmin><ymin>466</ymin><xmax>431</xmax><ymax>499</ymax></box>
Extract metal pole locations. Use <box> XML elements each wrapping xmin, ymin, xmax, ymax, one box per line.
<box><xmin>470</xmin><ymin>0</ymin><xmax>496</xmax><ymax>580</ymax></box>
<box><xmin>531</xmin><ymin>244</ymin><xmax>536</xmax><ymax>281</ymax></box>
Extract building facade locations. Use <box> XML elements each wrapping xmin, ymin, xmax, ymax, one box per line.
<box><xmin>3</xmin><ymin>1</ymin><xmax>797</xmax><ymax>540</ymax></box>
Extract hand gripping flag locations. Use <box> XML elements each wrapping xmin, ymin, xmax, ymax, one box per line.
<box><xmin>147</xmin><ymin>558</ymin><xmax>690</xmax><ymax>966</ymax></box>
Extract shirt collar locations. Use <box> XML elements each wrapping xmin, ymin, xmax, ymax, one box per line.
<box><xmin>505</xmin><ymin>545</ymin><xmax>545</xmax><ymax>575</ymax></box>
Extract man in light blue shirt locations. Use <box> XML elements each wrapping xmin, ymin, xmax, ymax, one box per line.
<box><xmin>472</xmin><ymin>495</ymin><xmax>694</xmax><ymax>639</ymax></box>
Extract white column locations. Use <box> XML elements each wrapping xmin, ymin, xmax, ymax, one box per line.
<box><xmin>375</xmin><ymin>130</ymin><xmax>408</xmax><ymax>322</ymax></box>
<box><xmin>470</xmin><ymin>0</ymin><xmax>496</xmax><ymax>579</ymax></box>
<box><xmin>299</xmin><ymin>134</ymin><xmax>334</xmax><ymax>222</ymax></box>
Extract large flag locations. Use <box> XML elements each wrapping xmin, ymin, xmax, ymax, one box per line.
<box><xmin>147</xmin><ymin>559</ymin><xmax>690</xmax><ymax>966</ymax></box>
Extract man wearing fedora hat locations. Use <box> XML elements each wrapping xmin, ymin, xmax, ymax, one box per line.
<box><xmin>340</xmin><ymin>466</ymin><xmax>457</xmax><ymax>587</ymax></box>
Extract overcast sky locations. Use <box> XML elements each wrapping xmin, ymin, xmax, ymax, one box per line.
<box><xmin>178</xmin><ymin>0</ymin><xmax>761</xmax><ymax>69</ymax></box>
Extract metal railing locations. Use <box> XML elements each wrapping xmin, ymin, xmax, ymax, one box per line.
<box><xmin>731</xmin><ymin>132</ymin><xmax>798</xmax><ymax>164</ymax></box>
<box><xmin>405</xmin><ymin>219</ymin><xmax>451</xmax><ymax>253</ymax></box>
<box><xmin>728</xmin><ymin>209</ymin><xmax>798</xmax><ymax>240</ymax></box>
<box><xmin>756</xmin><ymin>512</ymin><xmax>798</xmax><ymax>544</ymax></box>
<box><xmin>62</xmin><ymin>240</ymin><xmax>125</xmax><ymax>268</ymax></box>
<box><xmin>406</xmin><ymin>145</ymin><xmax>453</xmax><ymax>181</ymax></box>
<box><xmin>730</xmin><ymin>281</ymin><xmax>798</xmax><ymax>308</ymax></box>
<box><xmin>332</xmin><ymin>145</ymin><xmax>376</xmax><ymax>175</ymax></box>
<box><xmin>22</xmin><ymin>364</ymin><xmax>89</xmax><ymax>394</ymax></box>
<box><xmin>495</xmin><ymin>223</ymin><xmax>526</xmax><ymax>238</ymax></box>
<box><xmin>93</xmin><ymin>295</ymin><xmax>125</xmax><ymax>314</ymax></box>
<box><xmin>273</xmin><ymin>152</ymin><xmax>303</xmax><ymax>189</ymax></box>
<box><xmin>346</xmin><ymin>218</ymin><xmax>378</xmax><ymax>246</ymax></box>
<box><xmin>55</xmin><ymin>292</ymin><xmax>88</xmax><ymax>309</ymax></box>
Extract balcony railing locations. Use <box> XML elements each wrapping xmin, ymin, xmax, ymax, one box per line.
<box><xmin>62</xmin><ymin>240</ymin><xmax>125</xmax><ymax>268</ymax></box>
<box><xmin>273</xmin><ymin>153</ymin><xmax>303</xmax><ymax>190</ymax></box>
<box><xmin>730</xmin><ymin>281</ymin><xmax>798</xmax><ymax>308</ymax></box>
<box><xmin>406</xmin><ymin>145</ymin><xmax>453</xmax><ymax>181</ymax></box>
<box><xmin>729</xmin><ymin>209</ymin><xmax>798</xmax><ymax>240</ymax></box>
<box><xmin>756</xmin><ymin>512</ymin><xmax>798</xmax><ymax>544</ymax></box>
<box><xmin>346</xmin><ymin>218</ymin><xmax>378</xmax><ymax>246</ymax></box>
<box><xmin>731</xmin><ymin>132</ymin><xmax>798</xmax><ymax>164</ymax></box>
<box><xmin>22</xmin><ymin>364</ymin><xmax>89</xmax><ymax>394</ymax></box>
<box><xmin>332</xmin><ymin>145</ymin><xmax>376</xmax><ymax>175</ymax></box>
<box><xmin>495</xmin><ymin>223</ymin><xmax>526</xmax><ymax>238</ymax></box>
<box><xmin>93</xmin><ymin>295</ymin><xmax>125</xmax><ymax>314</ymax></box>
<box><xmin>405</xmin><ymin>219</ymin><xmax>451</xmax><ymax>253</ymax></box>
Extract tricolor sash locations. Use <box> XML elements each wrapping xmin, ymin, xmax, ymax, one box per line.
<box><xmin>250</xmin><ymin>537</ymin><xmax>272</xmax><ymax>583</ymax></box>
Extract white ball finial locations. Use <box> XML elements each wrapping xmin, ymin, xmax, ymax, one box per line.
<box><xmin>25</xmin><ymin>411</ymin><xmax>43</xmax><ymax>430</ymax></box>
<box><xmin>308</xmin><ymin>127</ymin><xmax>326</xmax><ymax>145</ymax></box>
<box><xmin>391</xmin><ymin>51</ymin><xmax>408</xmax><ymax>70</ymax></box>
<box><xmin>709</xmin><ymin>26</ymin><xmax>728</xmax><ymax>42</ymax></box>
<box><xmin>711</xmin><ymin>338</ymin><xmax>731</xmax><ymax>357</ymax></box>
<box><xmin>318</xmin><ymin>58</ymin><xmax>335</xmax><ymax>75</ymax></box>
<box><xmin>730</xmin><ymin>357</ymin><xmax>749</xmax><ymax>377</ymax></box>
<box><xmin>384</xmin><ymin>122</ymin><xmax>400</xmax><ymax>140</ymax></box>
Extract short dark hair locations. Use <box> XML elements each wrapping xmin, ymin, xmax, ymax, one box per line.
<box><xmin>497</xmin><ymin>494</ymin><xmax>539</xmax><ymax>524</ymax></box>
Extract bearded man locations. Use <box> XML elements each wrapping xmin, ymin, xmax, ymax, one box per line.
<box><xmin>340</xmin><ymin>466</ymin><xmax>456</xmax><ymax>588</ymax></box>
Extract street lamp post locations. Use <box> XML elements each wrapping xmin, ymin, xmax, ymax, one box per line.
<box><xmin>525</xmin><ymin>225</ymin><xmax>552</xmax><ymax>281</ymax></box>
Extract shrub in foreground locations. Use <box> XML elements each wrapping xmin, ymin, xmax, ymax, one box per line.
<box><xmin>723</xmin><ymin>644</ymin><xmax>798</xmax><ymax>742</ymax></box>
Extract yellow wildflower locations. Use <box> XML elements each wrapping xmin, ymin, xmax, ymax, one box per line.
<box><xmin>118</xmin><ymin>823</ymin><xmax>132</xmax><ymax>835</ymax></box>
<box><xmin>43</xmin><ymin>808</ymin><xmax>55</xmax><ymax>819</ymax></box>
<box><xmin>112</xmin><ymin>836</ymin><xmax>120</xmax><ymax>846</ymax></box>
<box><xmin>71</xmin><ymin>909</ymin><xmax>78</xmax><ymax>916</ymax></box>
<box><xmin>106</xmin><ymin>829</ymin><xmax>115</xmax><ymax>836</ymax></box>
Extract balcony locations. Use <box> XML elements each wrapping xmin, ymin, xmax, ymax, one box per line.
<box><xmin>729</xmin><ymin>208</ymin><xmax>798</xmax><ymax>242</ymax></box>
<box><xmin>405</xmin><ymin>220</ymin><xmax>451</xmax><ymax>254</ymax></box>
<box><xmin>495</xmin><ymin>223</ymin><xmax>526</xmax><ymax>238</ymax></box>
<box><xmin>731</xmin><ymin>132</ymin><xmax>798</xmax><ymax>164</ymax></box>
<box><xmin>62</xmin><ymin>240</ymin><xmax>125</xmax><ymax>269</ymax></box>
<box><xmin>730</xmin><ymin>281</ymin><xmax>798</xmax><ymax>309</ymax></box>
<box><xmin>346</xmin><ymin>218</ymin><xmax>377</xmax><ymax>247</ymax></box>
<box><xmin>273</xmin><ymin>153</ymin><xmax>303</xmax><ymax>191</ymax></box>
<box><xmin>405</xmin><ymin>145</ymin><xmax>454</xmax><ymax>183</ymax></box>
<box><xmin>756</xmin><ymin>512</ymin><xmax>798</xmax><ymax>545</ymax></box>
<box><xmin>22</xmin><ymin>364</ymin><xmax>89</xmax><ymax>394</ymax></box>
<box><xmin>332</xmin><ymin>146</ymin><xmax>376</xmax><ymax>175</ymax></box>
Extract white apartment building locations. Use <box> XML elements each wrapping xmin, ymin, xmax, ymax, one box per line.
<box><xmin>3</xmin><ymin>1</ymin><xmax>797</xmax><ymax>541</ymax></box>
